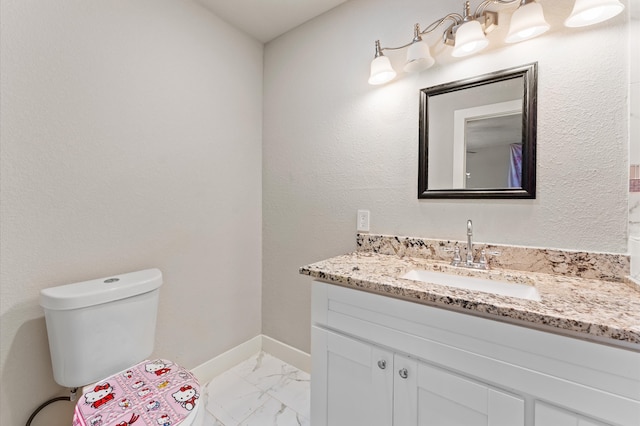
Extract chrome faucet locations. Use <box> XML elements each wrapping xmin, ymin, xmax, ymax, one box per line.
<box><xmin>466</xmin><ymin>219</ymin><xmax>474</xmax><ymax>266</ymax></box>
<box><xmin>449</xmin><ymin>219</ymin><xmax>490</xmax><ymax>270</ymax></box>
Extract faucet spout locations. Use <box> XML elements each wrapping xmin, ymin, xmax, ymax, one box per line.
<box><xmin>466</xmin><ymin>220</ymin><xmax>473</xmax><ymax>264</ymax></box>
<box><xmin>448</xmin><ymin>219</ymin><xmax>490</xmax><ymax>270</ymax></box>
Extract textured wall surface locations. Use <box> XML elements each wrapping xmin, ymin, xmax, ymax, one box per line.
<box><xmin>629</xmin><ymin>0</ymin><xmax>640</xmax><ymax>237</ymax></box>
<box><xmin>263</xmin><ymin>0</ymin><xmax>630</xmax><ymax>353</ymax></box>
<box><xmin>0</xmin><ymin>1</ymin><xmax>263</xmax><ymax>425</ymax></box>
<box><xmin>1</xmin><ymin>0</ymin><xmax>634</xmax><ymax>424</ymax></box>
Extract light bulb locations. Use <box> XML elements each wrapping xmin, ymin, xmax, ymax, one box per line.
<box><xmin>564</xmin><ymin>0</ymin><xmax>624</xmax><ymax>28</ymax></box>
<box><xmin>452</xmin><ymin>20</ymin><xmax>489</xmax><ymax>57</ymax></box>
<box><xmin>404</xmin><ymin>40</ymin><xmax>435</xmax><ymax>73</ymax></box>
<box><xmin>505</xmin><ymin>2</ymin><xmax>550</xmax><ymax>43</ymax></box>
<box><xmin>368</xmin><ymin>55</ymin><xmax>396</xmax><ymax>85</ymax></box>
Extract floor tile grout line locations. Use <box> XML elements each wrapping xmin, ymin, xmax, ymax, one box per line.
<box><xmin>263</xmin><ymin>389</ymin><xmax>310</xmax><ymax>421</ymax></box>
<box><xmin>202</xmin><ymin>351</ymin><xmax>310</xmax><ymax>425</ymax></box>
<box><xmin>235</xmin><ymin>391</ymin><xmax>277</xmax><ymax>425</ymax></box>
<box><xmin>228</xmin><ymin>378</ymin><xmax>303</xmax><ymax>424</ymax></box>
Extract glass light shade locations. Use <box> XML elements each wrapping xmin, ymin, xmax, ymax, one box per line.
<box><xmin>404</xmin><ymin>40</ymin><xmax>435</xmax><ymax>73</ymax></box>
<box><xmin>451</xmin><ymin>20</ymin><xmax>489</xmax><ymax>57</ymax></box>
<box><xmin>564</xmin><ymin>0</ymin><xmax>624</xmax><ymax>27</ymax></box>
<box><xmin>368</xmin><ymin>55</ymin><xmax>397</xmax><ymax>85</ymax></box>
<box><xmin>505</xmin><ymin>2</ymin><xmax>550</xmax><ymax>43</ymax></box>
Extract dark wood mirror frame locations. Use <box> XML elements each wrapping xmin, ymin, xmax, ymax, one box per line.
<box><xmin>418</xmin><ymin>62</ymin><xmax>537</xmax><ymax>199</ymax></box>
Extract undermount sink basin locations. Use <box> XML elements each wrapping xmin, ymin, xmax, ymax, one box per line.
<box><xmin>400</xmin><ymin>269</ymin><xmax>541</xmax><ymax>302</ymax></box>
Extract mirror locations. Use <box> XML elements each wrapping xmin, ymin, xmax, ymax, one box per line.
<box><xmin>418</xmin><ymin>62</ymin><xmax>537</xmax><ymax>199</ymax></box>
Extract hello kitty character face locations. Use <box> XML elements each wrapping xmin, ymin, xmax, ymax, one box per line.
<box><xmin>90</xmin><ymin>415</ymin><xmax>103</xmax><ymax>426</ymax></box>
<box><xmin>171</xmin><ymin>385</ymin><xmax>198</xmax><ymax>411</ymax></box>
<box><xmin>146</xmin><ymin>400</ymin><xmax>160</xmax><ymax>411</ymax></box>
<box><xmin>137</xmin><ymin>388</ymin><xmax>151</xmax><ymax>398</ymax></box>
<box><xmin>156</xmin><ymin>414</ymin><xmax>171</xmax><ymax>426</ymax></box>
<box><xmin>122</xmin><ymin>370</ymin><xmax>133</xmax><ymax>379</ymax></box>
<box><xmin>85</xmin><ymin>383</ymin><xmax>115</xmax><ymax>409</ymax></box>
<box><xmin>118</xmin><ymin>398</ymin><xmax>131</xmax><ymax>410</ymax></box>
<box><xmin>145</xmin><ymin>360</ymin><xmax>171</xmax><ymax>377</ymax></box>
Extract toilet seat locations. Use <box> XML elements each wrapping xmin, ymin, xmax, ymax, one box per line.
<box><xmin>73</xmin><ymin>359</ymin><xmax>202</xmax><ymax>426</ymax></box>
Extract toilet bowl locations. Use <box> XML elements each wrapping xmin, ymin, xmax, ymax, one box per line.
<box><xmin>73</xmin><ymin>359</ymin><xmax>204</xmax><ymax>426</ymax></box>
<box><xmin>40</xmin><ymin>269</ymin><xmax>204</xmax><ymax>426</ymax></box>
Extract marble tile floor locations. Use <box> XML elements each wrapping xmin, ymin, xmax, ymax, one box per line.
<box><xmin>201</xmin><ymin>352</ymin><xmax>311</xmax><ymax>426</ymax></box>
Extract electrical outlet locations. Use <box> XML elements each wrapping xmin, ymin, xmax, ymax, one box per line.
<box><xmin>357</xmin><ymin>210</ymin><xmax>370</xmax><ymax>232</ymax></box>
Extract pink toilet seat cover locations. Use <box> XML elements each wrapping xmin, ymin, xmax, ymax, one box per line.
<box><xmin>73</xmin><ymin>359</ymin><xmax>200</xmax><ymax>426</ymax></box>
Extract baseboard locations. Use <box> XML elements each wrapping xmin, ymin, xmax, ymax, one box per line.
<box><xmin>190</xmin><ymin>335</ymin><xmax>310</xmax><ymax>384</ymax></box>
<box><xmin>191</xmin><ymin>335</ymin><xmax>262</xmax><ymax>383</ymax></box>
<box><xmin>261</xmin><ymin>335</ymin><xmax>311</xmax><ymax>374</ymax></box>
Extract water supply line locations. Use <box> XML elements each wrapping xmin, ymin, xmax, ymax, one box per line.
<box><xmin>25</xmin><ymin>388</ymin><xmax>77</xmax><ymax>426</ymax></box>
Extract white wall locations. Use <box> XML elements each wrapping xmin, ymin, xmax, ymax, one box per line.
<box><xmin>263</xmin><ymin>0</ymin><xmax>630</xmax><ymax>353</ymax></box>
<box><xmin>0</xmin><ymin>1</ymin><xmax>263</xmax><ymax>425</ymax></box>
<box><xmin>630</xmin><ymin>0</ymin><xmax>640</xmax><ymax>237</ymax></box>
<box><xmin>631</xmin><ymin>0</ymin><xmax>640</xmax><ymax>167</ymax></box>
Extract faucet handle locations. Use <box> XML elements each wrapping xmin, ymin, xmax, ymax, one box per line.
<box><xmin>446</xmin><ymin>246</ymin><xmax>462</xmax><ymax>265</ymax></box>
<box><xmin>479</xmin><ymin>249</ymin><xmax>487</xmax><ymax>265</ymax></box>
<box><xmin>477</xmin><ymin>249</ymin><xmax>496</xmax><ymax>270</ymax></box>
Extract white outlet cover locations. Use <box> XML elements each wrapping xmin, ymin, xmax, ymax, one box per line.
<box><xmin>357</xmin><ymin>210</ymin><xmax>370</xmax><ymax>232</ymax></box>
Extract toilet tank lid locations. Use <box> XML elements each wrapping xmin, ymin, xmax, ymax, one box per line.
<box><xmin>40</xmin><ymin>269</ymin><xmax>163</xmax><ymax>311</ymax></box>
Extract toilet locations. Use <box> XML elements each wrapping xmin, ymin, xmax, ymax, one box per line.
<box><xmin>40</xmin><ymin>269</ymin><xmax>204</xmax><ymax>426</ymax></box>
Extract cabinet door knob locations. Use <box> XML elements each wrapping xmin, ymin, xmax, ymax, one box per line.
<box><xmin>377</xmin><ymin>360</ymin><xmax>387</xmax><ymax>369</ymax></box>
<box><xmin>398</xmin><ymin>368</ymin><xmax>408</xmax><ymax>379</ymax></box>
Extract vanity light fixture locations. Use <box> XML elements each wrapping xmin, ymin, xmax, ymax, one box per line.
<box><xmin>369</xmin><ymin>0</ymin><xmax>624</xmax><ymax>85</ymax></box>
<box><xmin>404</xmin><ymin>24</ymin><xmax>435</xmax><ymax>72</ymax></box>
<box><xmin>451</xmin><ymin>1</ymin><xmax>491</xmax><ymax>57</ymax></box>
<box><xmin>505</xmin><ymin>0</ymin><xmax>550</xmax><ymax>43</ymax></box>
<box><xmin>564</xmin><ymin>0</ymin><xmax>625</xmax><ymax>27</ymax></box>
<box><xmin>368</xmin><ymin>40</ymin><xmax>397</xmax><ymax>85</ymax></box>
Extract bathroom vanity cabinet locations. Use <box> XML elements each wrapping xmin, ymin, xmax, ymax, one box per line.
<box><xmin>314</xmin><ymin>328</ymin><xmax>525</xmax><ymax>426</ymax></box>
<box><xmin>311</xmin><ymin>282</ymin><xmax>640</xmax><ymax>426</ymax></box>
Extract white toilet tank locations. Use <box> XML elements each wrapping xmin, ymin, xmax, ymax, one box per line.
<box><xmin>40</xmin><ymin>269</ymin><xmax>162</xmax><ymax>388</ymax></box>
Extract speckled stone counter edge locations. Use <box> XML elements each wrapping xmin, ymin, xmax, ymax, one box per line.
<box><xmin>357</xmin><ymin>233</ymin><xmax>630</xmax><ymax>283</ymax></box>
<box><xmin>300</xmin><ymin>252</ymin><xmax>640</xmax><ymax>347</ymax></box>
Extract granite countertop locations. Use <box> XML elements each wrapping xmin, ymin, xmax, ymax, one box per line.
<box><xmin>300</xmin><ymin>251</ymin><xmax>640</xmax><ymax>350</ymax></box>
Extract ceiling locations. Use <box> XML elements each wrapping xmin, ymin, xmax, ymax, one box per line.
<box><xmin>196</xmin><ymin>0</ymin><xmax>349</xmax><ymax>43</ymax></box>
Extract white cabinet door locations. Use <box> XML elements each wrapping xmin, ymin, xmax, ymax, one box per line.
<box><xmin>312</xmin><ymin>326</ymin><xmax>393</xmax><ymax>426</ymax></box>
<box><xmin>535</xmin><ymin>402</ymin><xmax>612</xmax><ymax>426</ymax></box>
<box><xmin>394</xmin><ymin>354</ymin><xmax>525</xmax><ymax>426</ymax></box>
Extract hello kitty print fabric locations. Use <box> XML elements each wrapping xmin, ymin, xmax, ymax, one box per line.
<box><xmin>73</xmin><ymin>359</ymin><xmax>200</xmax><ymax>426</ymax></box>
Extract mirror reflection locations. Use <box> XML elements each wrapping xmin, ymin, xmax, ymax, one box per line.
<box><xmin>419</xmin><ymin>63</ymin><xmax>537</xmax><ymax>199</ymax></box>
<box><xmin>464</xmin><ymin>112</ymin><xmax>522</xmax><ymax>189</ymax></box>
